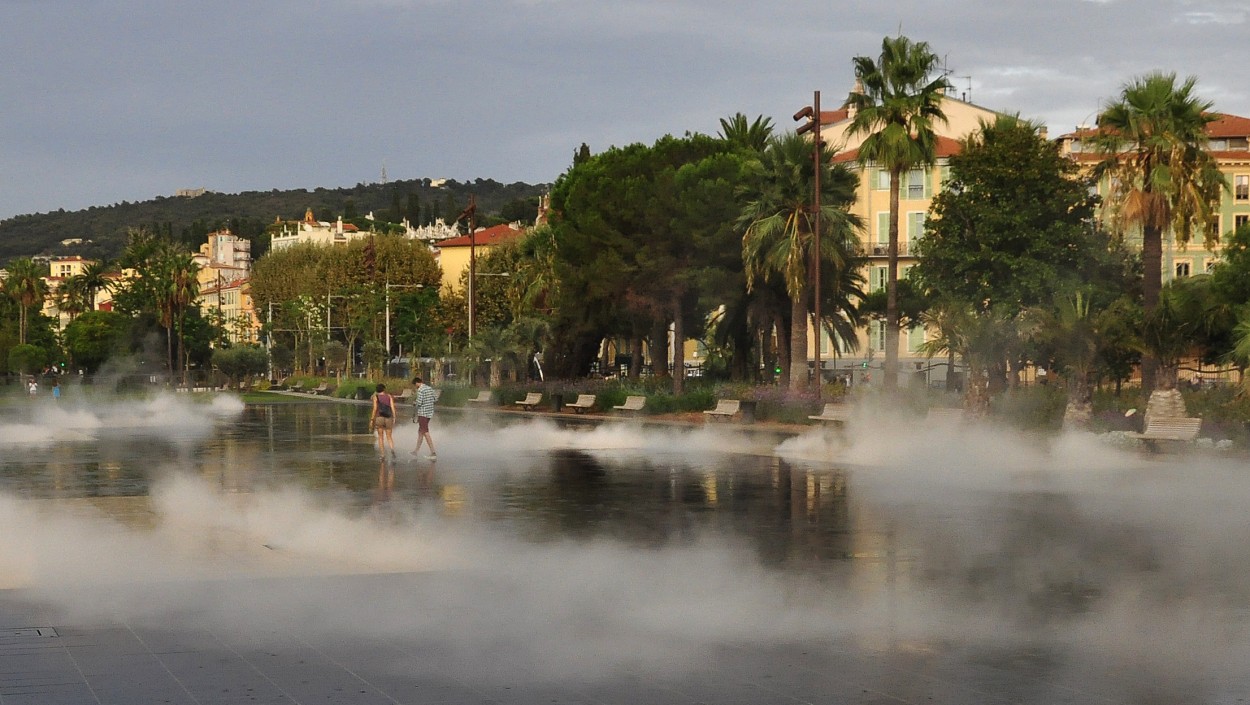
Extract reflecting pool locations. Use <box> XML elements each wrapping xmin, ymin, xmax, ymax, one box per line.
<box><xmin>2</xmin><ymin>394</ymin><xmax>1248</xmax><ymax>704</ymax></box>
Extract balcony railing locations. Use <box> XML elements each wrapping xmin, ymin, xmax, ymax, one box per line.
<box><xmin>868</xmin><ymin>240</ymin><xmax>914</xmax><ymax>257</ymax></box>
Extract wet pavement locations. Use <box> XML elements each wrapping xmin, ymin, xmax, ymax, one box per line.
<box><xmin>2</xmin><ymin>395</ymin><xmax>1249</xmax><ymax>704</ymax></box>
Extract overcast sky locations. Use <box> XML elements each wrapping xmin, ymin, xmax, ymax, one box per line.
<box><xmin>2</xmin><ymin>0</ymin><xmax>1247</xmax><ymax>221</ymax></box>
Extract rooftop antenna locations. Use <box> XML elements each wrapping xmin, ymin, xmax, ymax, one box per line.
<box><xmin>957</xmin><ymin>75</ymin><xmax>972</xmax><ymax>103</ymax></box>
<box><xmin>380</xmin><ymin>161</ymin><xmax>388</xmax><ymax>185</ymax></box>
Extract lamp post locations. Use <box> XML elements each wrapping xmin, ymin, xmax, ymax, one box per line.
<box><xmin>795</xmin><ymin>90</ymin><xmax>823</xmax><ymax>392</ymax></box>
<box><xmin>453</xmin><ymin>196</ymin><xmax>478</xmax><ymax>338</ymax></box>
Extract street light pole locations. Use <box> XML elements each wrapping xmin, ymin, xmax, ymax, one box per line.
<box><xmin>454</xmin><ymin>195</ymin><xmax>478</xmax><ymax>338</ymax></box>
<box><xmin>795</xmin><ymin>90</ymin><xmax>823</xmax><ymax>393</ymax></box>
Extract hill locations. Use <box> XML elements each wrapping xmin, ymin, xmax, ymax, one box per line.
<box><xmin>0</xmin><ymin>177</ymin><xmax>549</xmax><ymax>264</ymax></box>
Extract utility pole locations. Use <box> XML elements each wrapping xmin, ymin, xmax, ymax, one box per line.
<box><xmin>454</xmin><ymin>195</ymin><xmax>478</xmax><ymax>338</ymax></box>
<box><xmin>795</xmin><ymin>90</ymin><xmax>823</xmax><ymax>393</ymax></box>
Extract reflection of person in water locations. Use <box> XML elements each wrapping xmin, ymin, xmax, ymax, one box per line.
<box><xmin>373</xmin><ymin>457</ymin><xmax>395</xmax><ymax>505</ymax></box>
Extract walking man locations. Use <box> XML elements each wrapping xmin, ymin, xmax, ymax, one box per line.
<box><xmin>411</xmin><ymin>376</ymin><xmax>437</xmax><ymax>460</ymax></box>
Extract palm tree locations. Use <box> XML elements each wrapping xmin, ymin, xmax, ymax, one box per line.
<box><xmin>150</xmin><ymin>246</ymin><xmax>200</xmax><ymax>384</ymax></box>
<box><xmin>78</xmin><ymin>260</ymin><xmax>114</xmax><ymax>311</ymax></box>
<box><xmin>56</xmin><ymin>275</ymin><xmax>90</xmax><ymax>322</ymax></box>
<box><xmin>1094</xmin><ymin>72</ymin><xmax>1225</xmax><ymax>392</ymax></box>
<box><xmin>718</xmin><ymin>113</ymin><xmax>774</xmax><ymax>153</ymax></box>
<box><xmin>739</xmin><ymin>133</ymin><xmax>861</xmax><ymax>391</ymax></box>
<box><xmin>845</xmin><ymin>34</ymin><xmax>950</xmax><ymax>391</ymax></box>
<box><xmin>4</xmin><ymin>257</ymin><xmax>47</xmax><ymax>344</ymax></box>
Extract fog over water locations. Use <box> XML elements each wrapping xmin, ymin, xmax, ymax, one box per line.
<box><xmin>1</xmin><ymin>394</ymin><xmax>1248</xmax><ymax>699</ymax></box>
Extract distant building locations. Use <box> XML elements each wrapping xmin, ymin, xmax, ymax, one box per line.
<box><xmin>198</xmin><ymin>277</ymin><xmax>260</xmax><ymax>344</ymax></box>
<box><xmin>433</xmin><ymin>223</ymin><xmax>526</xmax><ymax>293</ymax></box>
<box><xmin>175</xmin><ymin>188</ymin><xmax>207</xmax><ymax>198</ymax></box>
<box><xmin>269</xmin><ymin>209</ymin><xmax>374</xmax><ymax>251</ymax></box>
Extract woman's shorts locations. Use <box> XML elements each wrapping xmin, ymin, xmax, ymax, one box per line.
<box><xmin>374</xmin><ymin>416</ymin><xmax>394</xmax><ymax>430</ymax></box>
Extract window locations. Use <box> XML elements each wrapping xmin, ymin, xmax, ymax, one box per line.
<box><xmin>875</xmin><ymin>169</ymin><xmax>890</xmax><ymax>190</ymax></box>
<box><xmin>905</xmin><ymin>168</ymin><xmax>926</xmax><ymax>199</ymax></box>
<box><xmin>870</xmin><ymin>266</ymin><xmax>888</xmax><ymax>292</ymax></box>
<box><xmin>1236</xmin><ymin>214</ymin><xmax>1249</xmax><ymax>231</ymax></box>
<box><xmin>870</xmin><ymin>321</ymin><xmax>886</xmax><ymax>352</ymax></box>
<box><xmin>907</xmin><ymin>212</ymin><xmax>926</xmax><ymax>243</ymax></box>
<box><xmin>1236</xmin><ymin>175</ymin><xmax>1249</xmax><ymax>201</ymax></box>
<box><xmin>1175</xmin><ymin>261</ymin><xmax>1191</xmax><ymax>278</ymax></box>
<box><xmin>908</xmin><ymin>325</ymin><xmax>926</xmax><ymax>353</ymax></box>
<box><xmin>875</xmin><ymin>212</ymin><xmax>890</xmax><ymax>249</ymax></box>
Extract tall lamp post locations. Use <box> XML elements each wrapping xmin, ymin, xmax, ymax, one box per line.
<box><xmin>795</xmin><ymin>90</ymin><xmax>823</xmax><ymax>392</ymax></box>
<box><xmin>453</xmin><ymin>195</ymin><xmax>478</xmax><ymax>338</ymax></box>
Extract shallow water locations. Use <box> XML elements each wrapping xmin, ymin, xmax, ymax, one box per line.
<box><xmin>3</xmin><ymin>394</ymin><xmax>1249</xmax><ymax>702</ymax></box>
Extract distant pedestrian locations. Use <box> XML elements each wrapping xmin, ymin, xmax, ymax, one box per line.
<box><xmin>411</xmin><ymin>376</ymin><xmax>437</xmax><ymax>460</ymax></box>
<box><xmin>370</xmin><ymin>383</ymin><xmax>397</xmax><ymax>460</ymax></box>
<box><xmin>27</xmin><ymin>379</ymin><xmax>37</xmax><ymax>397</ymax></box>
<box><xmin>52</xmin><ymin>382</ymin><xmax>61</xmax><ymax>401</ymax></box>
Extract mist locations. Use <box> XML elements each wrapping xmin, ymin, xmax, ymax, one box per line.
<box><xmin>2</xmin><ymin>394</ymin><xmax>1248</xmax><ymax>698</ymax></box>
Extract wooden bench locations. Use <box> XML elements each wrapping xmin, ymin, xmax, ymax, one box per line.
<box><xmin>566</xmin><ymin>394</ymin><xmax>597</xmax><ymax>413</ymax></box>
<box><xmin>613</xmin><ymin>395</ymin><xmax>646</xmax><ymax>414</ymax></box>
<box><xmin>465</xmin><ymin>390</ymin><xmax>493</xmax><ymax>405</ymax></box>
<box><xmin>315</xmin><ymin>384</ymin><xmax>336</xmax><ymax>396</ymax></box>
<box><xmin>808</xmin><ymin>403</ymin><xmax>851</xmax><ymax>425</ymax></box>
<box><xmin>308</xmin><ymin>382</ymin><xmax>329</xmax><ymax>395</ymax></box>
<box><xmin>705</xmin><ymin>400</ymin><xmax>740</xmax><ymax>422</ymax></box>
<box><xmin>515</xmin><ymin>392</ymin><xmax>543</xmax><ymax>410</ymax></box>
<box><xmin>1127</xmin><ymin>416</ymin><xmax>1202</xmax><ymax>451</ymax></box>
<box><xmin>393</xmin><ymin>388</ymin><xmax>416</xmax><ymax>404</ymax></box>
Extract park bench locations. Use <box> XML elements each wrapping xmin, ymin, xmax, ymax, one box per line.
<box><xmin>465</xmin><ymin>390</ymin><xmax>494</xmax><ymax>405</ymax></box>
<box><xmin>566</xmin><ymin>394</ymin><xmax>597</xmax><ymax>414</ymax></box>
<box><xmin>393</xmin><ymin>388</ymin><xmax>415</xmax><ymax>404</ymax></box>
<box><xmin>315</xmin><ymin>384</ymin><xmax>336</xmax><ymax>396</ymax></box>
<box><xmin>515</xmin><ymin>392</ymin><xmax>543</xmax><ymax>410</ymax></box>
<box><xmin>808</xmin><ymin>403</ymin><xmax>851</xmax><ymax>426</ymax></box>
<box><xmin>1127</xmin><ymin>416</ymin><xmax>1202</xmax><ymax>451</ymax></box>
<box><xmin>613</xmin><ymin>395</ymin><xmax>647</xmax><ymax>414</ymax></box>
<box><xmin>704</xmin><ymin>399</ymin><xmax>755</xmax><ymax>423</ymax></box>
<box><xmin>308</xmin><ymin>382</ymin><xmax>329</xmax><ymax>395</ymax></box>
<box><xmin>288</xmin><ymin>380</ymin><xmax>305</xmax><ymax>392</ymax></box>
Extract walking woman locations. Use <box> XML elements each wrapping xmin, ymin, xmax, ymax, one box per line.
<box><xmin>370</xmin><ymin>383</ymin><xmax>397</xmax><ymax>460</ymax></box>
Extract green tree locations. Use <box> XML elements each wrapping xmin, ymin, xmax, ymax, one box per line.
<box><xmin>62</xmin><ymin>309</ymin><xmax>129</xmax><ymax>373</ymax></box>
<box><xmin>212</xmin><ymin>344</ymin><xmax>268</xmax><ymax>389</ymax></box>
<box><xmin>4</xmin><ymin>257</ymin><xmax>47</xmax><ymax>345</ymax></box>
<box><xmin>914</xmin><ymin>116</ymin><xmax>1102</xmax><ymax>309</ymax></box>
<box><xmin>718</xmin><ymin>113</ymin><xmax>774</xmax><ymax>153</ymax></box>
<box><xmin>7</xmin><ymin>343</ymin><xmax>48</xmax><ymax>375</ymax></box>
<box><xmin>739</xmin><ymin>133</ymin><xmax>861</xmax><ymax>390</ymax></box>
<box><xmin>1094</xmin><ymin>72</ymin><xmax>1225</xmax><ymax>392</ymax></box>
<box><xmin>845</xmin><ymin>34</ymin><xmax>950</xmax><ymax>390</ymax></box>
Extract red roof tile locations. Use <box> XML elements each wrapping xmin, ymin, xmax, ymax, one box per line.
<box><xmin>436</xmin><ymin>224</ymin><xmax>524</xmax><ymax>248</ymax></box>
<box><xmin>832</xmin><ymin>135</ymin><xmax>963</xmax><ymax>163</ymax></box>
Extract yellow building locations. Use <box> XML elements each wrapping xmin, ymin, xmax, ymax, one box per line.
<box><xmin>1055</xmin><ymin>111</ymin><xmax>1250</xmax><ymax>280</ymax></box>
<box><xmin>433</xmin><ymin>223</ymin><xmax>525</xmax><ymax>293</ymax></box>
<box><xmin>818</xmin><ymin>93</ymin><xmax>1004</xmax><ymax>385</ymax></box>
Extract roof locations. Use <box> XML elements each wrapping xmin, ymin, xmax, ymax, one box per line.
<box><xmin>1056</xmin><ymin>111</ymin><xmax>1250</xmax><ymax>140</ymax></box>
<box><xmin>832</xmin><ymin>135</ymin><xmax>963</xmax><ymax>163</ymax></box>
<box><xmin>435</xmin><ymin>223</ymin><xmax>525</xmax><ymax>248</ymax></box>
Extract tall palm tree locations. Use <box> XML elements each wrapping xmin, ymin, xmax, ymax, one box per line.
<box><xmin>718</xmin><ymin>113</ymin><xmax>775</xmax><ymax>153</ymax></box>
<box><xmin>845</xmin><ymin>34</ymin><xmax>950</xmax><ymax>390</ymax></box>
<box><xmin>4</xmin><ymin>257</ymin><xmax>47</xmax><ymax>344</ymax></box>
<box><xmin>151</xmin><ymin>246</ymin><xmax>200</xmax><ymax>383</ymax></box>
<box><xmin>739</xmin><ymin>133</ymin><xmax>861</xmax><ymax>391</ymax></box>
<box><xmin>78</xmin><ymin>260</ymin><xmax>114</xmax><ymax>311</ymax></box>
<box><xmin>56</xmin><ymin>275</ymin><xmax>90</xmax><ymax>322</ymax></box>
<box><xmin>1095</xmin><ymin>72</ymin><xmax>1225</xmax><ymax>392</ymax></box>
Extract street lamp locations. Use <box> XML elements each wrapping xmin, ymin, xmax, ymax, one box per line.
<box><xmin>453</xmin><ymin>196</ymin><xmax>478</xmax><ymax>337</ymax></box>
<box><xmin>795</xmin><ymin>90</ymin><xmax>824</xmax><ymax>392</ymax></box>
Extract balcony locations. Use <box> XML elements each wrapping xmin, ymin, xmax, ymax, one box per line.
<box><xmin>868</xmin><ymin>240</ymin><xmax>913</xmax><ymax>257</ymax></box>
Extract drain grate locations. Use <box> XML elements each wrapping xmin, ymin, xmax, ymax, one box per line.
<box><xmin>0</xmin><ymin>627</ymin><xmax>58</xmax><ymax>638</ymax></box>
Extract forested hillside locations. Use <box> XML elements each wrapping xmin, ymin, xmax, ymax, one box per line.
<box><xmin>0</xmin><ymin>177</ymin><xmax>548</xmax><ymax>264</ymax></box>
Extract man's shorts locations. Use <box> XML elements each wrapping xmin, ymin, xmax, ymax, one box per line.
<box><xmin>417</xmin><ymin>416</ymin><xmax>431</xmax><ymax>433</ymax></box>
<box><xmin>374</xmin><ymin>416</ymin><xmax>394</xmax><ymax>430</ymax></box>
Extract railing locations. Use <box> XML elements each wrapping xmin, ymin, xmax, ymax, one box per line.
<box><xmin>868</xmin><ymin>240</ymin><xmax>914</xmax><ymax>257</ymax></box>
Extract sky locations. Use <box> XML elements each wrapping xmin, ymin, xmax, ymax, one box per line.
<box><xmin>2</xmin><ymin>0</ymin><xmax>1247</xmax><ymax>221</ymax></box>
